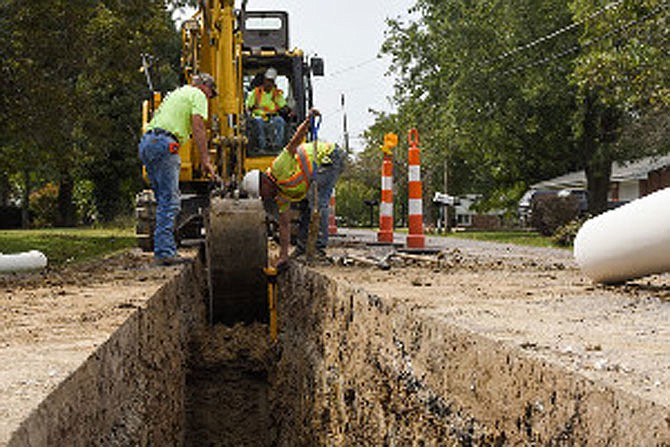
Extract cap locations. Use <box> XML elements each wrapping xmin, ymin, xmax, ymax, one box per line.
<box><xmin>193</xmin><ymin>72</ymin><xmax>218</xmax><ymax>97</ymax></box>
<box><xmin>264</xmin><ymin>67</ymin><xmax>278</xmax><ymax>81</ymax></box>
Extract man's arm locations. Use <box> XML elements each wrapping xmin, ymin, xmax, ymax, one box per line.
<box><xmin>285</xmin><ymin>108</ymin><xmax>319</xmax><ymax>156</ymax></box>
<box><xmin>192</xmin><ymin>114</ymin><xmax>215</xmax><ymax>177</ymax></box>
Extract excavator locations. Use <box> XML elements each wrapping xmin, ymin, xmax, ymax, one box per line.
<box><xmin>135</xmin><ymin>0</ymin><xmax>324</xmax><ymax>328</ymax></box>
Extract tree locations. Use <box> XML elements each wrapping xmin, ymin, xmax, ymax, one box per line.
<box><xmin>0</xmin><ymin>0</ymin><xmax>180</xmax><ymax>226</ymax></box>
<box><xmin>570</xmin><ymin>0</ymin><xmax>670</xmax><ymax>212</ymax></box>
<box><xmin>78</xmin><ymin>1</ymin><xmax>180</xmax><ymax>221</ymax></box>
<box><xmin>376</xmin><ymin>0</ymin><xmax>670</xmax><ymax>219</ymax></box>
<box><xmin>379</xmin><ymin>0</ymin><xmax>579</xmax><ymax>213</ymax></box>
<box><xmin>1</xmin><ymin>0</ymin><xmax>96</xmax><ymax>226</ymax></box>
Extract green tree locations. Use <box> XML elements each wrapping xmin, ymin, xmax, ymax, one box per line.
<box><xmin>78</xmin><ymin>1</ymin><xmax>180</xmax><ymax>220</ymax></box>
<box><xmin>0</xmin><ymin>0</ymin><xmax>180</xmax><ymax>226</ymax></box>
<box><xmin>377</xmin><ymin>0</ymin><xmax>669</xmax><ymax>218</ymax></box>
<box><xmin>379</xmin><ymin>0</ymin><xmax>579</xmax><ymax>215</ymax></box>
<box><xmin>1</xmin><ymin>0</ymin><xmax>95</xmax><ymax>226</ymax></box>
<box><xmin>570</xmin><ymin>0</ymin><xmax>670</xmax><ymax>212</ymax></box>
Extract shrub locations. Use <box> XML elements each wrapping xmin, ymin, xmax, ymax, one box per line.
<box><xmin>29</xmin><ymin>183</ymin><xmax>59</xmax><ymax>228</ymax></box>
<box><xmin>552</xmin><ymin>216</ymin><xmax>588</xmax><ymax>247</ymax></box>
<box><xmin>530</xmin><ymin>194</ymin><xmax>580</xmax><ymax>236</ymax></box>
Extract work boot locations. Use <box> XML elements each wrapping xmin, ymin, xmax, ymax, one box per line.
<box><xmin>290</xmin><ymin>246</ymin><xmax>305</xmax><ymax>259</ymax></box>
<box><xmin>153</xmin><ymin>255</ymin><xmax>192</xmax><ymax>266</ymax></box>
<box><xmin>314</xmin><ymin>248</ymin><xmax>332</xmax><ymax>264</ymax></box>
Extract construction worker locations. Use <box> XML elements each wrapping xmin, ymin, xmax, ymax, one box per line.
<box><xmin>138</xmin><ymin>73</ymin><xmax>217</xmax><ymax>266</ymax></box>
<box><xmin>241</xmin><ymin>108</ymin><xmax>345</xmax><ymax>267</ymax></box>
<box><xmin>245</xmin><ymin>67</ymin><xmax>292</xmax><ymax>150</ymax></box>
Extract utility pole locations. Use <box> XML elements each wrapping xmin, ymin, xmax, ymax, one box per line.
<box><xmin>443</xmin><ymin>156</ymin><xmax>449</xmax><ymax>231</ymax></box>
<box><xmin>341</xmin><ymin>93</ymin><xmax>349</xmax><ymax>153</ymax></box>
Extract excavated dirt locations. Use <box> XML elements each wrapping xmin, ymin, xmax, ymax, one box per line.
<box><xmin>322</xmin><ymin>231</ymin><xmax>670</xmax><ymax>410</ymax></box>
<box><xmin>0</xmin><ymin>249</ymin><xmax>192</xmax><ymax>445</ymax></box>
<box><xmin>2</xmin><ymin>229</ymin><xmax>670</xmax><ymax>445</ymax></box>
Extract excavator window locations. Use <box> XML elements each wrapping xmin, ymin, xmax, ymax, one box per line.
<box><xmin>243</xmin><ymin>71</ymin><xmax>294</xmax><ymax>156</ymax></box>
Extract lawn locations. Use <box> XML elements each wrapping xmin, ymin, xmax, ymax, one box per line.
<box><xmin>444</xmin><ymin>230</ymin><xmax>564</xmax><ymax>248</ymax></box>
<box><xmin>0</xmin><ymin>228</ymin><xmax>136</xmax><ymax>267</ymax></box>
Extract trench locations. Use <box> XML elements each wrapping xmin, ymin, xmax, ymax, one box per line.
<box><xmin>7</xmin><ymin>257</ymin><xmax>670</xmax><ymax>446</ymax></box>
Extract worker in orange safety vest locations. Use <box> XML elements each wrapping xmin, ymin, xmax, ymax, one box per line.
<box><xmin>245</xmin><ymin>67</ymin><xmax>293</xmax><ymax>150</ymax></box>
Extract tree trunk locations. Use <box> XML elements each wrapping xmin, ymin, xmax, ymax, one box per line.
<box><xmin>21</xmin><ymin>169</ymin><xmax>30</xmax><ymax>229</ymax></box>
<box><xmin>580</xmin><ymin>92</ymin><xmax>618</xmax><ymax>216</ymax></box>
<box><xmin>57</xmin><ymin>173</ymin><xmax>77</xmax><ymax>227</ymax></box>
<box><xmin>585</xmin><ymin>150</ymin><xmax>611</xmax><ymax>215</ymax></box>
<box><xmin>0</xmin><ymin>173</ymin><xmax>9</xmax><ymax>206</ymax></box>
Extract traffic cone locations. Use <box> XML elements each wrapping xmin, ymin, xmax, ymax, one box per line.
<box><xmin>378</xmin><ymin>152</ymin><xmax>394</xmax><ymax>243</ymax></box>
<box><xmin>328</xmin><ymin>190</ymin><xmax>338</xmax><ymax>236</ymax></box>
<box><xmin>406</xmin><ymin>129</ymin><xmax>425</xmax><ymax>249</ymax></box>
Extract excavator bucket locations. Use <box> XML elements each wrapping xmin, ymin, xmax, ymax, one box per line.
<box><xmin>206</xmin><ymin>197</ymin><xmax>268</xmax><ymax>325</ymax></box>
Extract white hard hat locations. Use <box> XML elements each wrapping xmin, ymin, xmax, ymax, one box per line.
<box><xmin>241</xmin><ymin>170</ymin><xmax>261</xmax><ymax>197</ymax></box>
<box><xmin>264</xmin><ymin>67</ymin><xmax>278</xmax><ymax>80</ymax></box>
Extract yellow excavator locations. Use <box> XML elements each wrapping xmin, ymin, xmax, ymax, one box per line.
<box><xmin>135</xmin><ymin>0</ymin><xmax>324</xmax><ymax>326</ymax></box>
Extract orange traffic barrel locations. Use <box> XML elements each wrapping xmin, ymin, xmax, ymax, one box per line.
<box><xmin>406</xmin><ymin>129</ymin><xmax>425</xmax><ymax>249</ymax></box>
<box><xmin>378</xmin><ymin>152</ymin><xmax>394</xmax><ymax>243</ymax></box>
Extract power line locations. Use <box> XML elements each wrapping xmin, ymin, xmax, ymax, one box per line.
<box><xmin>485</xmin><ymin>0</ymin><xmax>625</xmax><ymax>66</ymax></box>
<box><xmin>500</xmin><ymin>1</ymin><xmax>669</xmax><ymax>76</ymax></box>
<box><xmin>326</xmin><ymin>56</ymin><xmax>383</xmax><ymax>78</ymax></box>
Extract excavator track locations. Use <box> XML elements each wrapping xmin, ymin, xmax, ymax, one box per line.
<box><xmin>206</xmin><ymin>197</ymin><xmax>268</xmax><ymax>325</ymax></box>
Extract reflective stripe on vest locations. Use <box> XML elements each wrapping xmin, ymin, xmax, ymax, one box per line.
<box><xmin>254</xmin><ymin>87</ymin><xmax>282</xmax><ymax>114</ymax></box>
<box><xmin>275</xmin><ymin>144</ymin><xmax>315</xmax><ymax>189</ymax></box>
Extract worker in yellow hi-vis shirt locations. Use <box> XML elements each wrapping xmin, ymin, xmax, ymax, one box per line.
<box><xmin>241</xmin><ymin>108</ymin><xmax>345</xmax><ymax>268</ymax></box>
<box><xmin>139</xmin><ymin>73</ymin><xmax>217</xmax><ymax>266</ymax></box>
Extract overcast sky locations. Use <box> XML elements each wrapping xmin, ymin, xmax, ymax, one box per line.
<box><xmin>175</xmin><ymin>0</ymin><xmax>416</xmax><ymax>149</ymax></box>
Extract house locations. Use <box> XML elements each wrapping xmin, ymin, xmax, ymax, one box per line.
<box><xmin>452</xmin><ymin>194</ymin><xmax>505</xmax><ymax>230</ymax></box>
<box><xmin>530</xmin><ymin>154</ymin><xmax>670</xmax><ymax>203</ymax></box>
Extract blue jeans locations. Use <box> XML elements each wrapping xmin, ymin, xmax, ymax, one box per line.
<box><xmin>250</xmin><ymin>115</ymin><xmax>286</xmax><ymax>149</ymax></box>
<box><xmin>297</xmin><ymin>145</ymin><xmax>345</xmax><ymax>251</ymax></box>
<box><xmin>138</xmin><ymin>132</ymin><xmax>181</xmax><ymax>260</ymax></box>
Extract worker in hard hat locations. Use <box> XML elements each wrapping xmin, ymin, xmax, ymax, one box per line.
<box><xmin>245</xmin><ymin>67</ymin><xmax>292</xmax><ymax>150</ymax></box>
<box><xmin>139</xmin><ymin>73</ymin><xmax>217</xmax><ymax>266</ymax></box>
<box><xmin>241</xmin><ymin>108</ymin><xmax>345</xmax><ymax>267</ymax></box>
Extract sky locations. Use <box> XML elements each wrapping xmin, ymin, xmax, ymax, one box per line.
<box><xmin>174</xmin><ymin>0</ymin><xmax>417</xmax><ymax>150</ymax></box>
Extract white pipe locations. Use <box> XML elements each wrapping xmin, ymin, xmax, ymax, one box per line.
<box><xmin>0</xmin><ymin>250</ymin><xmax>48</xmax><ymax>273</ymax></box>
<box><xmin>573</xmin><ymin>187</ymin><xmax>670</xmax><ymax>283</ymax></box>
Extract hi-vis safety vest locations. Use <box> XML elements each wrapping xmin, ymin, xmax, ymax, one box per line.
<box><xmin>250</xmin><ymin>87</ymin><xmax>285</xmax><ymax>120</ymax></box>
<box><xmin>270</xmin><ymin>141</ymin><xmax>333</xmax><ymax>211</ymax></box>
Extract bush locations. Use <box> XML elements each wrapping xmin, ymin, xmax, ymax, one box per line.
<box><xmin>73</xmin><ymin>180</ymin><xmax>98</xmax><ymax>225</ymax></box>
<box><xmin>530</xmin><ymin>194</ymin><xmax>580</xmax><ymax>236</ymax></box>
<box><xmin>552</xmin><ymin>217</ymin><xmax>588</xmax><ymax>247</ymax></box>
<box><xmin>29</xmin><ymin>183</ymin><xmax>59</xmax><ymax>228</ymax></box>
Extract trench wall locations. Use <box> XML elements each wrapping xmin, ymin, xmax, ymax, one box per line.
<box><xmin>7</xmin><ymin>264</ymin><xmax>207</xmax><ymax>447</ymax></box>
<box><xmin>8</xmin><ymin>260</ymin><xmax>670</xmax><ymax>446</ymax></box>
<box><xmin>278</xmin><ymin>265</ymin><xmax>670</xmax><ymax>446</ymax></box>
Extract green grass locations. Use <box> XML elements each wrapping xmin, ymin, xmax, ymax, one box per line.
<box><xmin>369</xmin><ymin>227</ymin><xmax>566</xmax><ymax>249</ymax></box>
<box><xmin>0</xmin><ymin>228</ymin><xmax>136</xmax><ymax>267</ymax></box>
<box><xmin>444</xmin><ymin>230</ymin><xmax>563</xmax><ymax>248</ymax></box>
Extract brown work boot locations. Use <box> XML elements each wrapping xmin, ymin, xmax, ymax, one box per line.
<box><xmin>153</xmin><ymin>255</ymin><xmax>192</xmax><ymax>266</ymax></box>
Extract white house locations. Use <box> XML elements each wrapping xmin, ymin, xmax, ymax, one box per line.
<box><xmin>530</xmin><ymin>154</ymin><xmax>670</xmax><ymax>203</ymax></box>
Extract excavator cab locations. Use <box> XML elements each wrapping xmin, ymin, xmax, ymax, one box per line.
<box><xmin>240</xmin><ymin>10</ymin><xmax>324</xmax><ymax>164</ymax></box>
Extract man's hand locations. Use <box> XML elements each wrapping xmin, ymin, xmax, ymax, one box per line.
<box><xmin>201</xmin><ymin>160</ymin><xmax>216</xmax><ymax>179</ymax></box>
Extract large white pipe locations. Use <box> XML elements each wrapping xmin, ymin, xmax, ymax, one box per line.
<box><xmin>0</xmin><ymin>250</ymin><xmax>48</xmax><ymax>273</ymax></box>
<box><xmin>574</xmin><ymin>187</ymin><xmax>670</xmax><ymax>283</ymax></box>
